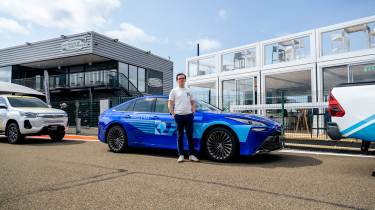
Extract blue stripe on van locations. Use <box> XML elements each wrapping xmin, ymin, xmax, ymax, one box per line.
<box><xmin>341</xmin><ymin>114</ymin><xmax>375</xmax><ymax>136</ymax></box>
<box><xmin>347</xmin><ymin>122</ymin><xmax>375</xmax><ymax>142</ymax></box>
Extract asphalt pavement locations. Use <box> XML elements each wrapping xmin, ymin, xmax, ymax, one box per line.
<box><xmin>0</xmin><ymin>137</ymin><xmax>374</xmax><ymax>210</ymax></box>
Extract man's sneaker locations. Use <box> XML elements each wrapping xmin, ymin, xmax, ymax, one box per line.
<box><xmin>177</xmin><ymin>155</ymin><xmax>184</xmax><ymax>163</ymax></box>
<box><xmin>189</xmin><ymin>155</ymin><xmax>200</xmax><ymax>162</ymax></box>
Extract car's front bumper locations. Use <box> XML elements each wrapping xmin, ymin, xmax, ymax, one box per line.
<box><xmin>19</xmin><ymin>117</ymin><xmax>68</xmax><ymax>135</ymax></box>
<box><xmin>256</xmin><ymin>133</ymin><xmax>284</xmax><ymax>154</ymax></box>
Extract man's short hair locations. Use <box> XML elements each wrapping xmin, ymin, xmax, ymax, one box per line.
<box><xmin>176</xmin><ymin>73</ymin><xmax>186</xmax><ymax>80</ymax></box>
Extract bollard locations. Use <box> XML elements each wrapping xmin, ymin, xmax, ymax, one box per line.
<box><xmin>76</xmin><ymin>118</ymin><xmax>81</xmax><ymax>135</ymax></box>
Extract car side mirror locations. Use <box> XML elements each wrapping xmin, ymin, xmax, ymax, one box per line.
<box><xmin>0</xmin><ymin>103</ymin><xmax>7</xmax><ymax>109</ymax></box>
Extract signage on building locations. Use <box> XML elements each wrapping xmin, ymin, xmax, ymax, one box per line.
<box><xmin>147</xmin><ymin>78</ymin><xmax>163</xmax><ymax>88</ymax></box>
<box><xmin>61</xmin><ymin>38</ymin><xmax>89</xmax><ymax>52</ymax></box>
<box><xmin>364</xmin><ymin>65</ymin><xmax>375</xmax><ymax>73</ymax></box>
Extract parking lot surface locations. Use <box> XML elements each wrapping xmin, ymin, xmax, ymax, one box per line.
<box><xmin>0</xmin><ymin>137</ymin><xmax>374</xmax><ymax>210</ymax></box>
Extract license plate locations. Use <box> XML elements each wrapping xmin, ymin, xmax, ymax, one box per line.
<box><xmin>45</xmin><ymin>120</ymin><xmax>63</xmax><ymax>124</ymax></box>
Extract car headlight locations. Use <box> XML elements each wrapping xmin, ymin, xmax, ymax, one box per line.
<box><xmin>228</xmin><ymin>117</ymin><xmax>266</xmax><ymax>126</ymax></box>
<box><xmin>20</xmin><ymin>112</ymin><xmax>38</xmax><ymax>118</ymax></box>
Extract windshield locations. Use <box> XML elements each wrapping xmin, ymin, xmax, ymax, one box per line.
<box><xmin>196</xmin><ymin>100</ymin><xmax>221</xmax><ymax>112</ymax></box>
<box><xmin>8</xmin><ymin>97</ymin><xmax>49</xmax><ymax>108</ymax></box>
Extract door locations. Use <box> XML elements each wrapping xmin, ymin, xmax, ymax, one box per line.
<box><xmin>131</xmin><ymin>97</ymin><xmax>157</xmax><ymax>146</ymax></box>
<box><xmin>152</xmin><ymin>97</ymin><xmax>177</xmax><ymax>149</ymax></box>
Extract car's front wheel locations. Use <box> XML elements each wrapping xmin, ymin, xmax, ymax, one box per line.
<box><xmin>107</xmin><ymin>126</ymin><xmax>128</xmax><ymax>153</ymax></box>
<box><xmin>6</xmin><ymin>122</ymin><xmax>24</xmax><ymax>144</ymax></box>
<box><xmin>50</xmin><ymin>131</ymin><xmax>65</xmax><ymax>141</ymax></box>
<box><xmin>204</xmin><ymin>127</ymin><xmax>238</xmax><ymax>162</ymax></box>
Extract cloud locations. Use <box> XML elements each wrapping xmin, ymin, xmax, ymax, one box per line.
<box><xmin>0</xmin><ymin>17</ymin><xmax>29</xmax><ymax>34</ymax></box>
<box><xmin>218</xmin><ymin>9</ymin><xmax>227</xmax><ymax>19</ymax></box>
<box><xmin>188</xmin><ymin>38</ymin><xmax>222</xmax><ymax>52</ymax></box>
<box><xmin>0</xmin><ymin>0</ymin><xmax>121</xmax><ymax>32</ymax></box>
<box><xmin>105</xmin><ymin>22</ymin><xmax>157</xmax><ymax>44</ymax></box>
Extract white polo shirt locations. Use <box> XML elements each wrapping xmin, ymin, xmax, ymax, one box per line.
<box><xmin>168</xmin><ymin>87</ymin><xmax>194</xmax><ymax>115</ymax></box>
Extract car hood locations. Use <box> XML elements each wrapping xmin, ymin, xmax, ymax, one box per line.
<box><xmin>214</xmin><ymin>112</ymin><xmax>280</xmax><ymax>126</ymax></box>
<box><xmin>12</xmin><ymin>107</ymin><xmax>66</xmax><ymax>114</ymax></box>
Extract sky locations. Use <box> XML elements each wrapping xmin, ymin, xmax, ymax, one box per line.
<box><xmin>0</xmin><ymin>0</ymin><xmax>374</xmax><ymax>86</ymax></box>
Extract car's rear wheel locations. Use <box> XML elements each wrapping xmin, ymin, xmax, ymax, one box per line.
<box><xmin>204</xmin><ymin>127</ymin><xmax>238</xmax><ymax>162</ymax></box>
<box><xmin>50</xmin><ymin>131</ymin><xmax>65</xmax><ymax>141</ymax></box>
<box><xmin>6</xmin><ymin>122</ymin><xmax>24</xmax><ymax>144</ymax></box>
<box><xmin>107</xmin><ymin>126</ymin><xmax>127</xmax><ymax>153</ymax></box>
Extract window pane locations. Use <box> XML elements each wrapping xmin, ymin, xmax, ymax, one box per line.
<box><xmin>133</xmin><ymin>98</ymin><xmax>154</xmax><ymax>112</ymax></box>
<box><xmin>129</xmin><ymin>65</ymin><xmax>137</xmax><ymax>87</ymax></box>
<box><xmin>351</xmin><ymin>63</ymin><xmax>375</xmax><ymax>83</ymax></box>
<box><xmin>155</xmin><ymin>98</ymin><xmax>169</xmax><ymax>113</ymax></box>
<box><xmin>117</xmin><ymin>100</ymin><xmax>135</xmax><ymax>112</ymax></box>
<box><xmin>322</xmin><ymin>21</ymin><xmax>375</xmax><ymax>56</ymax></box>
<box><xmin>190</xmin><ymin>82</ymin><xmax>217</xmax><ymax>106</ymax></box>
<box><xmin>188</xmin><ymin>56</ymin><xmax>216</xmax><ymax>77</ymax></box>
<box><xmin>119</xmin><ymin>62</ymin><xmax>128</xmax><ymax>78</ymax></box>
<box><xmin>222</xmin><ymin>80</ymin><xmax>236</xmax><ymax>111</ymax></box>
<box><xmin>237</xmin><ymin>78</ymin><xmax>254</xmax><ymax>105</ymax></box>
<box><xmin>264</xmin><ymin>36</ymin><xmax>310</xmax><ymax>65</ymax></box>
<box><xmin>0</xmin><ymin>66</ymin><xmax>11</xmax><ymax>82</ymax></box>
<box><xmin>138</xmin><ymin>67</ymin><xmax>146</xmax><ymax>92</ymax></box>
<box><xmin>323</xmin><ymin>66</ymin><xmax>348</xmax><ymax>100</ymax></box>
<box><xmin>265</xmin><ymin>70</ymin><xmax>311</xmax><ymax>104</ymax></box>
<box><xmin>222</xmin><ymin>48</ymin><xmax>256</xmax><ymax>71</ymax></box>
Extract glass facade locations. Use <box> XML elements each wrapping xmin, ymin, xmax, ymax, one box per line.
<box><xmin>265</xmin><ymin>70</ymin><xmax>311</xmax><ymax>104</ymax></box>
<box><xmin>264</xmin><ymin>36</ymin><xmax>310</xmax><ymax>65</ymax></box>
<box><xmin>222</xmin><ymin>48</ymin><xmax>256</xmax><ymax>71</ymax></box>
<box><xmin>119</xmin><ymin>62</ymin><xmax>128</xmax><ymax>77</ymax></box>
<box><xmin>138</xmin><ymin>67</ymin><xmax>146</xmax><ymax>93</ymax></box>
<box><xmin>0</xmin><ymin>66</ymin><xmax>12</xmax><ymax>82</ymax></box>
<box><xmin>188</xmin><ymin>56</ymin><xmax>216</xmax><ymax>77</ymax></box>
<box><xmin>129</xmin><ymin>65</ymin><xmax>138</xmax><ymax>87</ymax></box>
<box><xmin>189</xmin><ymin>82</ymin><xmax>217</xmax><ymax>106</ymax></box>
<box><xmin>222</xmin><ymin>78</ymin><xmax>256</xmax><ymax>111</ymax></box>
<box><xmin>323</xmin><ymin>63</ymin><xmax>375</xmax><ymax>100</ymax></box>
<box><xmin>322</xmin><ymin>21</ymin><xmax>375</xmax><ymax>56</ymax></box>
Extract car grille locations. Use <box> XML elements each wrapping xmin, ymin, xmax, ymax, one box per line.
<box><xmin>38</xmin><ymin>114</ymin><xmax>65</xmax><ymax>118</ymax></box>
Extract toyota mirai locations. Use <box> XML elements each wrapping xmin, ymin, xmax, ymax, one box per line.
<box><xmin>98</xmin><ymin>96</ymin><xmax>284</xmax><ymax>162</ymax></box>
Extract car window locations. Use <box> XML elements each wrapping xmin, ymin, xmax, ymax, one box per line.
<box><xmin>133</xmin><ymin>98</ymin><xmax>155</xmax><ymax>112</ymax></box>
<box><xmin>116</xmin><ymin>100</ymin><xmax>135</xmax><ymax>112</ymax></box>
<box><xmin>155</xmin><ymin>98</ymin><xmax>169</xmax><ymax>113</ymax></box>
<box><xmin>7</xmin><ymin>97</ymin><xmax>49</xmax><ymax>108</ymax></box>
<box><xmin>0</xmin><ymin>97</ymin><xmax>6</xmax><ymax>104</ymax></box>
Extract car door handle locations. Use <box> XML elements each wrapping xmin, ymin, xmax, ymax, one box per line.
<box><xmin>123</xmin><ymin>115</ymin><xmax>131</xmax><ymax>118</ymax></box>
<box><xmin>150</xmin><ymin>116</ymin><xmax>159</xmax><ymax>120</ymax></box>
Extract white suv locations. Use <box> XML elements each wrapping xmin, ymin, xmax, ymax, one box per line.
<box><xmin>0</xmin><ymin>95</ymin><xmax>68</xmax><ymax>144</ymax></box>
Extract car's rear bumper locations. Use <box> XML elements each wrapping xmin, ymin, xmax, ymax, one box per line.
<box><xmin>327</xmin><ymin>122</ymin><xmax>342</xmax><ymax>140</ymax></box>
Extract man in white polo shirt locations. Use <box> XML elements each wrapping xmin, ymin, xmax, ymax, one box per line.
<box><xmin>168</xmin><ymin>73</ymin><xmax>199</xmax><ymax>163</ymax></box>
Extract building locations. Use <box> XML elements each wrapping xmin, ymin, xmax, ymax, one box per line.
<box><xmin>186</xmin><ymin>15</ymin><xmax>375</xmax><ymax>112</ymax></box>
<box><xmin>0</xmin><ymin>31</ymin><xmax>173</xmax><ymax>102</ymax></box>
<box><xmin>186</xmin><ymin>15</ymin><xmax>375</xmax><ymax>134</ymax></box>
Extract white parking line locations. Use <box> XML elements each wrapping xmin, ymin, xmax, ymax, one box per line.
<box><xmin>280</xmin><ymin>149</ymin><xmax>375</xmax><ymax>158</ymax></box>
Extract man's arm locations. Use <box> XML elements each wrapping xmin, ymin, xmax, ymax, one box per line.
<box><xmin>191</xmin><ymin>99</ymin><xmax>196</xmax><ymax>114</ymax></box>
<box><xmin>168</xmin><ymin>100</ymin><xmax>175</xmax><ymax>116</ymax></box>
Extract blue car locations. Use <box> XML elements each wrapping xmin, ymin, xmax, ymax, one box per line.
<box><xmin>98</xmin><ymin>96</ymin><xmax>284</xmax><ymax>162</ymax></box>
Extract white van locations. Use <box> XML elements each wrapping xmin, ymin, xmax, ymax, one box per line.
<box><xmin>327</xmin><ymin>82</ymin><xmax>375</xmax><ymax>152</ymax></box>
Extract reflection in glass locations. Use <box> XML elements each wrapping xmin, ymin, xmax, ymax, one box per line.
<box><xmin>265</xmin><ymin>36</ymin><xmax>310</xmax><ymax>65</ymax></box>
<box><xmin>188</xmin><ymin>56</ymin><xmax>216</xmax><ymax>77</ymax></box>
<box><xmin>222</xmin><ymin>48</ymin><xmax>256</xmax><ymax>71</ymax></box>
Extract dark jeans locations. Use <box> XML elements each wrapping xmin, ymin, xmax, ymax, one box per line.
<box><xmin>174</xmin><ymin>113</ymin><xmax>194</xmax><ymax>156</ymax></box>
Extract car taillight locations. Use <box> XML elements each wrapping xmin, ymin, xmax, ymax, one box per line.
<box><xmin>328</xmin><ymin>92</ymin><xmax>345</xmax><ymax>117</ymax></box>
